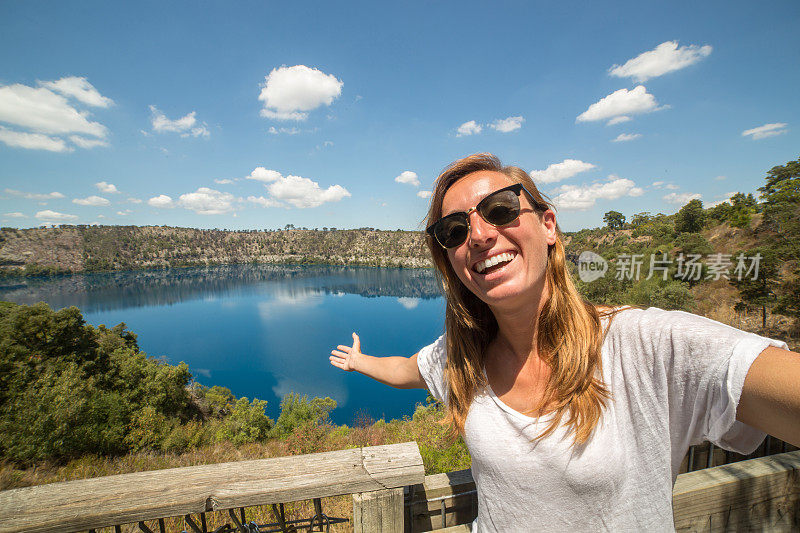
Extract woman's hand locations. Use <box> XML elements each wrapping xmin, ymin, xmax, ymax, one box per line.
<box><xmin>328</xmin><ymin>333</ymin><xmax>427</xmax><ymax>389</ymax></box>
<box><xmin>330</xmin><ymin>332</ymin><xmax>363</xmax><ymax>372</ymax></box>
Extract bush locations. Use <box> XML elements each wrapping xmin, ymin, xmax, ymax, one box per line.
<box><xmin>0</xmin><ymin>302</ymin><xmax>198</xmax><ymax>464</ymax></box>
<box><xmin>218</xmin><ymin>398</ymin><xmax>273</xmax><ymax>445</ymax></box>
<box><xmin>272</xmin><ymin>393</ymin><xmax>337</xmax><ymax>438</ymax></box>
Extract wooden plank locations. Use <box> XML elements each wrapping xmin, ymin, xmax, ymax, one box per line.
<box><xmin>407</xmin><ymin>469</ymin><xmax>476</xmax><ymax>532</ymax></box>
<box><xmin>673</xmin><ymin>450</ymin><xmax>800</xmax><ymax>531</ymax></box>
<box><xmin>353</xmin><ymin>488</ymin><xmax>404</xmax><ymax>533</ymax></box>
<box><xmin>0</xmin><ymin>442</ymin><xmax>424</xmax><ymax>533</ymax></box>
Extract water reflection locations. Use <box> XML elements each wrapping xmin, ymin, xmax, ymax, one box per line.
<box><xmin>0</xmin><ymin>264</ymin><xmax>441</xmax><ymax>313</ymax></box>
<box><xmin>0</xmin><ymin>265</ymin><xmax>444</xmax><ymax>423</ymax></box>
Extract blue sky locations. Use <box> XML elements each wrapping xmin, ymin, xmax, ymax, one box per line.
<box><xmin>1</xmin><ymin>0</ymin><xmax>798</xmax><ymax>232</ymax></box>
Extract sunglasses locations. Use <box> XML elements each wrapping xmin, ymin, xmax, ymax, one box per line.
<box><xmin>426</xmin><ymin>183</ymin><xmax>547</xmax><ymax>249</ymax></box>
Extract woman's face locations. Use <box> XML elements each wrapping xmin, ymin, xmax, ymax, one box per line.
<box><xmin>441</xmin><ymin>170</ymin><xmax>557</xmax><ymax>310</ymax></box>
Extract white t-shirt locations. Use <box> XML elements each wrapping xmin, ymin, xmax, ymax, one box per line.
<box><xmin>416</xmin><ymin>307</ymin><xmax>788</xmax><ymax>532</ymax></box>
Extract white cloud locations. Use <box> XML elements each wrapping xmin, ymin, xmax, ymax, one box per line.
<box><xmin>73</xmin><ymin>195</ymin><xmax>110</xmax><ymax>206</ymax></box>
<box><xmin>149</xmin><ymin>106</ymin><xmax>210</xmax><ymax>137</ymax></box>
<box><xmin>530</xmin><ymin>159</ymin><xmax>596</xmax><ymax>184</ymax></box>
<box><xmin>489</xmin><ymin>116</ymin><xmax>524</xmax><ymax>133</ymax></box>
<box><xmin>69</xmin><ymin>135</ymin><xmax>108</xmax><ymax>149</ymax></box>
<box><xmin>665</xmin><ymin>184</ymin><xmax>679</xmax><ymax>190</ymax></box>
<box><xmin>5</xmin><ymin>188</ymin><xmax>65</xmax><ymax>200</ymax></box>
<box><xmin>127</xmin><ymin>197</ymin><xmax>143</xmax><ymax>204</ymax></box>
<box><xmin>706</xmin><ymin>192</ymin><xmax>737</xmax><ymax>208</ymax></box>
<box><xmin>652</xmin><ymin>181</ymin><xmax>664</xmax><ymax>187</ymax></box>
<box><xmin>268</xmin><ymin>126</ymin><xmax>301</xmax><ymax>135</ymax></box>
<box><xmin>246</xmin><ymin>167</ymin><xmax>283</xmax><ymax>183</ymax></box>
<box><xmin>247</xmin><ymin>195</ymin><xmax>283</xmax><ymax>208</ymax></box>
<box><xmin>177</xmin><ymin>188</ymin><xmax>236</xmax><ymax>215</ymax></box>
<box><xmin>116</xmin><ymin>209</ymin><xmax>132</xmax><ymax>216</ymax></box>
<box><xmin>214</xmin><ymin>178</ymin><xmax>235</xmax><ymax>185</ymax></box>
<box><xmin>456</xmin><ymin>120</ymin><xmax>482</xmax><ymax>137</ymax></box>
<box><xmin>397</xmin><ymin>297</ymin><xmax>420</xmax><ymax>310</ymax></box>
<box><xmin>0</xmin><ymin>82</ymin><xmax>108</xmax><ymax>137</ymax></box>
<box><xmin>607</xmin><ymin>116</ymin><xmax>632</xmax><ymax>125</ymax></box>
<box><xmin>0</xmin><ymin>127</ymin><xmax>71</xmax><ymax>152</ymax></box>
<box><xmin>36</xmin><ymin>209</ymin><xmax>78</xmax><ymax>221</ymax></box>
<box><xmin>148</xmin><ymin>195</ymin><xmax>174</xmax><ymax>208</ymax></box>
<box><xmin>3</xmin><ymin>212</ymin><xmax>26</xmax><ymax>218</ymax></box>
<box><xmin>714</xmin><ymin>175</ymin><xmax>726</xmax><ymax>181</ymax></box>
<box><xmin>741</xmin><ymin>122</ymin><xmax>788</xmax><ymax>140</ymax></box>
<box><xmin>40</xmin><ymin>76</ymin><xmax>114</xmax><ymax>107</ymax></box>
<box><xmin>259</xmin><ymin>65</ymin><xmax>343</xmax><ymax>121</ymax></box>
<box><xmin>663</xmin><ymin>192</ymin><xmax>702</xmax><ymax>205</ymax></box>
<box><xmin>395</xmin><ymin>171</ymin><xmax>420</xmax><ymax>187</ymax></box>
<box><xmin>576</xmin><ymin>86</ymin><xmax>664</xmax><ymax>125</ymax></box>
<box><xmin>612</xmin><ymin>133</ymin><xmax>642</xmax><ymax>142</ymax></box>
<box><xmin>417</xmin><ymin>190</ymin><xmax>432</xmax><ymax>199</ymax></box>
<box><xmin>551</xmin><ymin>176</ymin><xmax>644</xmax><ymax>211</ymax></box>
<box><xmin>609</xmin><ymin>41</ymin><xmax>713</xmax><ymax>82</ymax></box>
<box><xmin>267</xmin><ymin>175</ymin><xmax>350</xmax><ymax>208</ymax></box>
<box><xmin>95</xmin><ymin>181</ymin><xmax>119</xmax><ymax>194</ymax></box>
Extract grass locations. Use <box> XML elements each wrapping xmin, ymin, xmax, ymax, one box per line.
<box><xmin>0</xmin><ymin>401</ymin><xmax>469</xmax><ymax>533</ymax></box>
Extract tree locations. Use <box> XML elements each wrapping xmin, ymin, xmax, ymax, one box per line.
<box><xmin>675</xmin><ymin>199</ymin><xmax>705</xmax><ymax>233</ymax></box>
<box><xmin>603</xmin><ymin>211</ymin><xmax>625</xmax><ymax>230</ymax></box>
<box><xmin>757</xmin><ymin>156</ymin><xmax>800</xmax><ymax>329</ymax></box>
<box><xmin>758</xmin><ymin>156</ymin><xmax>800</xmax><ymax>258</ymax></box>
<box><xmin>729</xmin><ymin>247</ymin><xmax>780</xmax><ymax>329</ymax></box>
<box><xmin>630</xmin><ymin>212</ymin><xmax>652</xmax><ymax>228</ymax></box>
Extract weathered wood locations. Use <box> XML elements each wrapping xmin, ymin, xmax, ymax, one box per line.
<box><xmin>673</xmin><ymin>450</ymin><xmax>800</xmax><ymax>532</ymax></box>
<box><xmin>0</xmin><ymin>442</ymin><xmax>424</xmax><ymax>533</ymax></box>
<box><xmin>353</xmin><ymin>488</ymin><xmax>404</xmax><ymax>533</ymax></box>
<box><xmin>406</xmin><ymin>469</ymin><xmax>476</xmax><ymax>532</ymax></box>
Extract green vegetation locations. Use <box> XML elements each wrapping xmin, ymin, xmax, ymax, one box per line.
<box><xmin>0</xmin><ymin>302</ymin><xmax>468</xmax><ymax>481</ymax></box>
<box><xmin>570</xmin><ymin>155</ymin><xmax>800</xmax><ymax>338</ymax></box>
<box><xmin>0</xmin><ymin>227</ymin><xmax>431</xmax><ymax>277</ymax></box>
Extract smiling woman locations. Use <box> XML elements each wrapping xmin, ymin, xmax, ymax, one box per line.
<box><xmin>331</xmin><ymin>153</ymin><xmax>800</xmax><ymax>532</ymax></box>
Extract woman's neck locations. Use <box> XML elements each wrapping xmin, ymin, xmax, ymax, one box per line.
<box><xmin>489</xmin><ymin>285</ymin><xmax>549</xmax><ymax>366</ymax></box>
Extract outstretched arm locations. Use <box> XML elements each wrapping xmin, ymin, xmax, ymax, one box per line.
<box><xmin>330</xmin><ymin>333</ymin><xmax>427</xmax><ymax>389</ymax></box>
<box><xmin>737</xmin><ymin>346</ymin><xmax>800</xmax><ymax>447</ymax></box>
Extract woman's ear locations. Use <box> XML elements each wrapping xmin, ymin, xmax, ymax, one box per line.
<box><xmin>542</xmin><ymin>209</ymin><xmax>558</xmax><ymax>245</ymax></box>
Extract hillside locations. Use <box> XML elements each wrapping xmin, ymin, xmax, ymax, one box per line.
<box><xmin>0</xmin><ymin>226</ymin><xmax>431</xmax><ymax>275</ymax></box>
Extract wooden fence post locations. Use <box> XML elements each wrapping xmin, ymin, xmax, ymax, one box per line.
<box><xmin>353</xmin><ymin>487</ymin><xmax>404</xmax><ymax>533</ymax></box>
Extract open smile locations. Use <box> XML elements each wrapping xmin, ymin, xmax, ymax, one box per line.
<box><xmin>472</xmin><ymin>251</ymin><xmax>517</xmax><ymax>274</ymax></box>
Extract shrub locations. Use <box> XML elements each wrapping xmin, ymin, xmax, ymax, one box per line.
<box><xmin>272</xmin><ymin>393</ymin><xmax>337</xmax><ymax>438</ymax></box>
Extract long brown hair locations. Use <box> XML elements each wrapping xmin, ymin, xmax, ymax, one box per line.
<box><xmin>425</xmin><ymin>153</ymin><xmax>618</xmax><ymax>444</ymax></box>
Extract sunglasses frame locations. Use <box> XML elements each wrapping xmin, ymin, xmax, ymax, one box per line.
<box><xmin>426</xmin><ymin>183</ymin><xmax>548</xmax><ymax>249</ymax></box>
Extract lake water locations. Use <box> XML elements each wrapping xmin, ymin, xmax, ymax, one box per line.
<box><xmin>0</xmin><ymin>265</ymin><xmax>445</xmax><ymax>425</ymax></box>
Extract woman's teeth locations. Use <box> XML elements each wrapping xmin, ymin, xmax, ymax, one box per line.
<box><xmin>474</xmin><ymin>252</ymin><xmax>516</xmax><ymax>273</ymax></box>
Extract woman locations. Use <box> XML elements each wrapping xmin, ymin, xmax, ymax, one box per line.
<box><xmin>330</xmin><ymin>153</ymin><xmax>800</xmax><ymax>531</ymax></box>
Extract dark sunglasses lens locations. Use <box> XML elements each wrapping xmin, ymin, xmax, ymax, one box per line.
<box><xmin>435</xmin><ymin>215</ymin><xmax>469</xmax><ymax>248</ymax></box>
<box><xmin>480</xmin><ymin>190</ymin><xmax>520</xmax><ymax>226</ymax></box>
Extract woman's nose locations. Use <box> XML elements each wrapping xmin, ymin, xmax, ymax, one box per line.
<box><xmin>467</xmin><ymin>210</ymin><xmax>497</xmax><ymax>247</ymax></box>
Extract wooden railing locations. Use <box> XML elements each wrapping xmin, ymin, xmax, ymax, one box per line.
<box><xmin>405</xmin><ymin>449</ymin><xmax>800</xmax><ymax>532</ymax></box>
<box><xmin>0</xmin><ymin>442</ymin><xmax>797</xmax><ymax>532</ymax></box>
<box><xmin>0</xmin><ymin>442</ymin><xmax>424</xmax><ymax>533</ymax></box>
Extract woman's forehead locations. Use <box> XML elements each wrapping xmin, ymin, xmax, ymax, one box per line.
<box><xmin>442</xmin><ymin>171</ymin><xmax>513</xmax><ymax>212</ymax></box>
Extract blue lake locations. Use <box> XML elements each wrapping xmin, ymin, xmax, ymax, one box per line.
<box><xmin>0</xmin><ymin>265</ymin><xmax>445</xmax><ymax>425</ymax></box>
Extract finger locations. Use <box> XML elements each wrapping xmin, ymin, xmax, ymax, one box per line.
<box><xmin>352</xmin><ymin>332</ymin><xmax>361</xmax><ymax>352</ymax></box>
<box><xmin>335</xmin><ymin>346</ymin><xmax>352</xmax><ymax>353</ymax></box>
<box><xmin>331</xmin><ymin>350</ymin><xmax>349</xmax><ymax>358</ymax></box>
